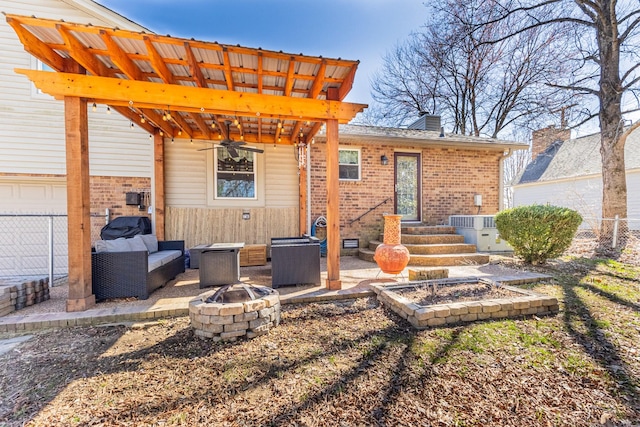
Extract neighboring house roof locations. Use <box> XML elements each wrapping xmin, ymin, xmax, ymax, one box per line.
<box><xmin>515</xmin><ymin>127</ymin><xmax>640</xmax><ymax>185</ymax></box>
<box><xmin>317</xmin><ymin>124</ymin><xmax>528</xmax><ymax>151</ymax></box>
<box><xmin>65</xmin><ymin>0</ymin><xmax>150</xmax><ymax>31</ymax></box>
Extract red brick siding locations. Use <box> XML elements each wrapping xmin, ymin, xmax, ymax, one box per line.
<box><xmin>309</xmin><ymin>141</ymin><xmax>502</xmax><ymax>252</ymax></box>
<box><xmin>89</xmin><ymin>176</ymin><xmax>151</xmax><ymax>240</ymax></box>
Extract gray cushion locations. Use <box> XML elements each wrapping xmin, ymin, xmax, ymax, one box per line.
<box><xmin>138</xmin><ymin>234</ymin><xmax>159</xmax><ymax>253</ymax></box>
<box><xmin>130</xmin><ymin>235</ymin><xmax>150</xmax><ymax>252</ymax></box>
<box><xmin>95</xmin><ymin>238</ymin><xmax>132</xmax><ymax>253</ymax></box>
<box><xmin>159</xmin><ymin>250</ymin><xmax>182</xmax><ymax>265</ymax></box>
<box><xmin>147</xmin><ymin>252</ymin><xmax>165</xmax><ymax>272</ymax></box>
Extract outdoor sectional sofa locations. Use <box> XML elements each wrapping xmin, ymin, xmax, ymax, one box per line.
<box><xmin>91</xmin><ymin>234</ymin><xmax>185</xmax><ymax>301</ymax></box>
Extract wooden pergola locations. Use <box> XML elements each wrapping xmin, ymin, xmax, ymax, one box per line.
<box><xmin>6</xmin><ymin>14</ymin><xmax>366</xmax><ymax>311</ymax></box>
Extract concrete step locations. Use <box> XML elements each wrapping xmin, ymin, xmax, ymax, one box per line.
<box><xmin>401</xmin><ymin>225</ymin><xmax>456</xmax><ymax>235</ymax></box>
<box><xmin>359</xmin><ymin>248</ymin><xmax>489</xmax><ymax>267</ymax></box>
<box><xmin>368</xmin><ymin>240</ymin><xmax>477</xmax><ymax>255</ymax></box>
<box><xmin>400</xmin><ymin>234</ymin><xmax>465</xmax><ymax>245</ymax></box>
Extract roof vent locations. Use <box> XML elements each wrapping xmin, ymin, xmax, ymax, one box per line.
<box><xmin>408</xmin><ymin>114</ymin><xmax>441</xmax><ymax>132</ymax></box>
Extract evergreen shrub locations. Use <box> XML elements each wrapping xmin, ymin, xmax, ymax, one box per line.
<box><xmin>495</xmin><ymin>205</ymin><xmax>582</xmax><ymax>264</ymax></box>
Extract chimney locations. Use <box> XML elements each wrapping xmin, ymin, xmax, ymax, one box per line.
<box><xmin>408</xmin><ymin>114</ymin><xmax>441</xmax><ymax>132</ymax></box>
<box><xmin>531</xmin><ymin>126</ymin><xmax>570</xmax><ymax>160</ymax></box>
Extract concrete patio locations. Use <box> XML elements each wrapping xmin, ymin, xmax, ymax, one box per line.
<box><xmin>0</xmin><ymin>256</ymin><xmax>550</xmax><ymax>333</ymax></box>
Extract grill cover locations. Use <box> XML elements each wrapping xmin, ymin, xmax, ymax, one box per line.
<box><xmin>100</xmin><ymin>216</ymin><xmax>151</xmax><ymax>240</ymax></box>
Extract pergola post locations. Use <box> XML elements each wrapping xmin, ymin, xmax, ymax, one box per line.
<box><xmin>153</xmin><ymin>131</ymin><xmax>166</xmax><ymax>240</ymax></box>
<box><xmin>64</xmin><ymin>96</ymin><xmax>96</xmax><ymax>312</ymax></box>
<box><xmin>325</xmin><ymin>88</ymin><xmax>341</xmax><ymax>290</ymax></box>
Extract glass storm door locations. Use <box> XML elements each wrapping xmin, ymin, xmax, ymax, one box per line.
<box><xmin>394</xmin><ymin>153</ymin><xmax>421</xmax><ymax>221</ymax></box>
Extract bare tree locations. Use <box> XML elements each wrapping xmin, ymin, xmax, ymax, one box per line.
<box><xmin>469</xmin><ymin>0</ymin><xmax>640</xmax><ymax>241</ymax></box>
<box><xmin>370</xmin><ymin>0</ymin><xmax>569</xmax><ymax>138</ymax></box>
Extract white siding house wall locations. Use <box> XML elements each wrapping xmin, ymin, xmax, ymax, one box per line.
<box><xmin>264</xmin><ymin>145</ymin><xmax>299</xmax><ymax>208</ymax></box>
<box><xmin>164</xmin><ymin>140</ymin><xmax>299</xmax><ymax>208</ymax></box>
<box><xmin>513</xmin><ymin>170</ymin><xmax>640</xmax><ymax>229</ymax></box>
<box><xmin>0</xmin><ymin>0</ymin><xmax>152</xmax><ymax>178</ymax></box>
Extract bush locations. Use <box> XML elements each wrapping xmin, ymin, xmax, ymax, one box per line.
<box><xmin>495</xmin><ymin>205</ymin><xmax>582</xmax><ymax>264</ymax></box>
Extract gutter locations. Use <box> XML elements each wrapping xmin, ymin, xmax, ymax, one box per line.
<box><xmin>499</xmin><ymin>148</ymin><xmax>514</xmax><ymax>211</ymax></box>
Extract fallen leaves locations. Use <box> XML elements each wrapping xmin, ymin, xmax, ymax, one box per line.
<box><xmin>0</xmin><ymin>260</ymin><xmax>639</xmax><ymax>426</ymax></box>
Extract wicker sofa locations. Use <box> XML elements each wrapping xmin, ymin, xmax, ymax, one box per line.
<box><xmin>91</xmin><ymin>234</ymin><xmax>185</xmax><ymax>301</ymax></box>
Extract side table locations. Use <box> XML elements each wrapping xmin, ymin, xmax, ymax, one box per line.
<box><xmin>199</xmin><ymin>242</ymin><xmax>245</xmax><ymax>288</ymax></box>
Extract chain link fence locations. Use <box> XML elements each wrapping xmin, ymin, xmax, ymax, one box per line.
<box><xmin>0</xmin><ymin>214</ymin><xmax>68</xmax><ymax>284</ymax></box>
<box><xmin>565</xmin><ymin>217</ymin><xmax>640</xmax><ymax>265</ymax></box>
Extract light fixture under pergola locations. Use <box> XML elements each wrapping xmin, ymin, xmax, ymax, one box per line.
<box><xmin>6</xmin><ymin>13</ymin><xmax>367</xmax><ymax>311</ymax></box>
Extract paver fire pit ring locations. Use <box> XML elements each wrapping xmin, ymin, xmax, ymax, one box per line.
<box><xmin>189</xmin><ymin>284</ymin><xmax>280</xmax><ymax>341</ymax></box>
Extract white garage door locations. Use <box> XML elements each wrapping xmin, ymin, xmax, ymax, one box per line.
<box><xmin>0</xmin><ymin>178</ymin><xmax>68</xmax><ymax>277</ymax></box>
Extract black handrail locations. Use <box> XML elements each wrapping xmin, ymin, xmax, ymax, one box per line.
<box><xmin>348</xmin><ymin>197</ymin><xmax>392</xmax><ymax>225</ymax></box>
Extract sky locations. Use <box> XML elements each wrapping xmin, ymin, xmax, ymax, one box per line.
<box><xmin>96</xmin><ymin>0</ymin><xmax>429</xmax><ymax>106</ymax></box>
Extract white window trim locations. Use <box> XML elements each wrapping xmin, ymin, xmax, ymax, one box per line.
<box><xmin>206</xmin><ymin>144</ymin><xmax>266</xmax><ymax>207</ymax></box>
<box><xmin>338</xmin><ymin>146</ymin><xmax>362</xmax><ymax>182</ymax></box>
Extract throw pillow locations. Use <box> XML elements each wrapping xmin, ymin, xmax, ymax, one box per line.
<box><xmin>129</xmin><ymin>236</ymin><xmax>149</xmax><ymax>252</ymax></box>
<box><xmin>95</xmin><ymin>238</ymin><xmax>132</xmax><ymax>253</ymax></box>
<box><xmin>138</xmin><ymin>234</ymin><xmax>159</xmax><ymax>253</ymax></box>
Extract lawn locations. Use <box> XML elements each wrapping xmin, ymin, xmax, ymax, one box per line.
<box><xmin>0</xmin><ymin>257</ymin><xmax>639</xmax><ymax>426</ymax></box>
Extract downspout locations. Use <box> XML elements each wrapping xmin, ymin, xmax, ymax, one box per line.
<box><xmin>499</xmin><ymin>148</ymin><xmax>513</xmax><ymax>211</ymax></box>
<box><xmin>307</xmin><ymin>143</ymin><xmax>312</xmax><ymax>233</ymax></box>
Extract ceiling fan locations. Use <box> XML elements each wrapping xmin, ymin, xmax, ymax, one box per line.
<box><xmin>198</xmin><ymin>120</ymin><xmax>264</xmax><ymax>158</ymax></box>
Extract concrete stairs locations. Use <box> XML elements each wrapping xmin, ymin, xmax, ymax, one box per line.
<box><xmin>358</xmin><ymin>224</ymin><xmax>490</xmax><ymax>267</ymax></box>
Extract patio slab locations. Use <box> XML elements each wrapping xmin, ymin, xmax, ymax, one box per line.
<box><xmin>0</xmin><ymin>256</ymin><xmax>552</xmax><ymax>333</ymax></box>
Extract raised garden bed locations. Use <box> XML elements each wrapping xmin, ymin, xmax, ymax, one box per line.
<box><xmin>371</xmin><ymin>277</ymin><xmax>559</xmax><ymax>329</ymax></box>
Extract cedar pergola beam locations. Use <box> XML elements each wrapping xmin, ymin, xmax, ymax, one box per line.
<box><xmin>284</xmin><ymin>57</ymin><xmax>296</xmax><ymax>96</ymax></box>
<box><xmin>58</xmin><ymin>25</ymin><xmax>112</xmax><ymax>77</ymax></box>
<box><xmin>6</xmin><ymin>17</ymin><xmax>67</xmax><ymax>72</ymax></box>
<box><xmin>144</xmin><ymin>36</ymin><xmax>175</xmax><ymax>84</ymax></box>
<box><xmin>309</xmin><ymin>60</ymin><xmax>327</xmax><ymax>99</ymax></box>
<box><xmin>136</xmin><ymin>108</ymin><xmax>174</xmax><ymax>136</ymax></box>
<box><xmin>17</xmin><ymin>70</ymin><xmax>366</xmax><ymax>124</ymax></box>
<box><xmin>191</xmin><ymin>112</ymin><xmax>212</xmax><ymax>140</ymax></box>
<box><xmin>171</xmin><ymin>112</ymin><xmax>195</xmax><ymax>139</ymax></box>
<box><xmin>100</xmin><ymin>30</ymin><xmax>143</xmax><ymax>81</ymax></box>
<box><xmin>185</xmin><ymin>42</ymin><xmax>207</xmax><ymax>88</ymax></box>
<box><xmin>222</xmin><ymin>48</ymin><xmax>235</xmax><ymax>91</ymax></box>
<box><xmin>113</xmin><ymin>106</ymin><xmax>156</xmax><ymax>134</ymax></box>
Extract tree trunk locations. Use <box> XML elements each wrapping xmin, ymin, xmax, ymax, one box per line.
<box><xmin>597</xmin><ymin>0</ymin><xmax>627</xmax><ymax>247</ymax></box>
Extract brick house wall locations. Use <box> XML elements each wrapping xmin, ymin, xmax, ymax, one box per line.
<box><xmin>89</xmin><ymin>175</ymin><xmax>151</xmax><ymax>241</ymax></box>
<box><xmin>309</xmin><ymin>140</ymin><xmax>503</xmax><ymax>254</ymax></box>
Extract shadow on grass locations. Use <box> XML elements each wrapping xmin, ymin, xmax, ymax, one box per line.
<box><xmin>560</xmin><ymin>273</ymin><xmax>640</xmax><ymax>414</ymax></box>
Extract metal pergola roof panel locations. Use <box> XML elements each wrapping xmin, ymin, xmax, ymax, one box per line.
<box><xmin>6</xmin><ymin>14</ymin><xmax>365</xmax><ymax>144</ymax></box>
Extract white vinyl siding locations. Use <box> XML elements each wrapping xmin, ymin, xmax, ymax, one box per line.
<box><xmin>164</xmin><ymin>139</ymin><xmax>298</xmax><ymax>208</ymax></box>
<box><xmin>512</xmin><ymin>170</ymin><xmax>640</xmax><ymax>229</ymax></box>
<box><xmin>264</xmin><ymin>145</ymin><xmax>299</xmax><ymax>208</ymax></box>
<box><xmin>164</xmin><ymin>138</ymin><xmax>210</xmax><ymax>207</ymax></box>
<box><xmin>0</xmin><ymin>0</ymin><xmax>152</xmax><ymax>177</ymax></box>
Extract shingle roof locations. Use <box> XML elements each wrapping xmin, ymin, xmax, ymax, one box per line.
<box><xmin>317</xmin><ymin>124</ymin><xmax>529</xmax><ymax>150</ymax></box>
<box><xmin>516</xmin><ymin>127</ymin><xmax>640</xmax><ymax>185</ymax></box>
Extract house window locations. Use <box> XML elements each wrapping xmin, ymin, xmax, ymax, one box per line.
<box><xmin>339</xmin><ymin>148</ymin><xmax>361</xmax><ymax>181</ymax></box>
<box><xmin>32</xmin><ymin>59</ymin><xmax>54</xmax><ymax>97</ymax></box>
<box><xmin>214</xmin><ymin>147</ymin><xmax>257</xmax><ymax>199</ymax></box>
<box><xmin>37</xmin><ymin>60</ymin><xmax>54</xmax><ymax>73</ymax></box>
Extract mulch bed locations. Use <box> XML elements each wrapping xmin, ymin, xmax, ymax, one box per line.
<box><xmin>395</xmin><ymin>281</ymin><xmax>522</xmax><ymax>305</ymax></box>
<box><xmin>1</xmin><ymin>258</ymin><xmax>639</xmax><ymax>426</ymax></box>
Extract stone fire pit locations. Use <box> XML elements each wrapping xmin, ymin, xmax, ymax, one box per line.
<box><xmin>189</xmin><ymin>284</ymin><xmax>280</xmax><ymax>341</ymax></box>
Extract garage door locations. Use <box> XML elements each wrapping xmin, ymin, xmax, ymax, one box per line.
<box><xmin>0</xmin><ymin>178</ymin><xmax>68</xmax><ymax>277</ymax></box>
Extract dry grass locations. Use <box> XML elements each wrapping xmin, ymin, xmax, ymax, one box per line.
<box><xmin>1</xmin><ymin>257</ymin><xmax>639</xmax><ymax>426</ymax></box>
